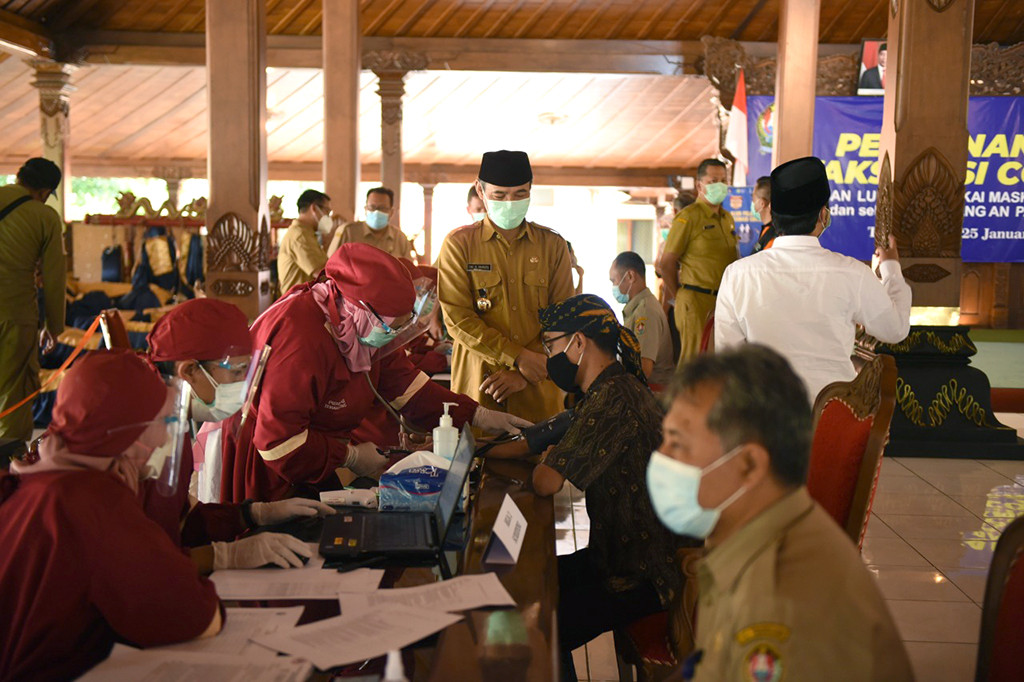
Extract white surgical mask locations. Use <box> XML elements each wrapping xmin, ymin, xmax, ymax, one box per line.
<box><xmin>314</xmin><ymin>207</ymin><xmax>333</xmax><ymax>236</ymax></box>
<box><xmin>470</xmin><ymin>212</ymin><xmax>487</xmax><ymax>223</ymax></box>
<box><xmin>646</xmin><ymin>446</ymin><xmax>748</xmax><ymax>538</ymax></box>
<box><xmin>191</xmin><ymin>365</ymin><xmax>246</xmax><ymax>423</ymax></box>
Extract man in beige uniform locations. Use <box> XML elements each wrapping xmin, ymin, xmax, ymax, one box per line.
<box><xmin>650</xmin><ymin>346</ymin><xmax>913</xmax><ymax>682</ymax></box>
<box><xmin>658</xmin><ymin>159</ymin><xmax>738</xmax><ymax>366</ymax></box>
<box><xmin>609</xmin><ymin>251</ymin><xmax>674</xmax><ymax>389</ymax></box>
<box><xmin>0</xmin><ymin>158</ymin><xmax>66</xmax><ymax>443</ymax></box>
<box><xmin>437</xmin><ymin>150</ymin><xmax>573</xmax><ymax>424</ymax></box>
<box><xmin>277</xmin><ymin>189</ymin><xmax>331</xmax><ymax>295</ymax></box>
<box><xmin>328</xmin><ymin>187</ymin><xmax>413</xmax><ymax>261</ymax></box>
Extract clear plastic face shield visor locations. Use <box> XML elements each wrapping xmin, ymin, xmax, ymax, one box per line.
<box><xmin>369</xmin><ymin>276</ymin><xmax>438</xmax><ymax>359</ymax></box>
<box><xmin>240</xmin><ymin>344</ymin><xmax>272</xmax><ymax>428</ymax></box>
<box><xmin>106</xmin><ymin>376</ymin><xmax>189</xmax><ymax>496</ymax></box>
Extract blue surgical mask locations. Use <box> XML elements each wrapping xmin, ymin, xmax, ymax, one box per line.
<box><xmin>703</xmin><ymin>182</ymin><xmax>729</xmax><ymax>206</ymax></box>
<box><xmin>486</xmin><ymin>198</ymin><xmax>530</xmax><ymax>230</ymax></box>
<box><xmin>750</xmin><ymin>200</ymin><xmax>761</xmax><ymax>223</ymax></box>
<box><xmin>365</xmin><ymin>210</ymin><xmax>389</xmax><ymax>231</ymax></box>
<box><xmin>646</xmin><ymin>446</ymin><xmax>748</xmax><ymax>538</ymax></box>
<box><xmin>611</xmin><ymin>273</ymin><xmax>630</xmax><ymax>305</ymax></box>
<box><xmin>821</xmin><ymin>207</ymin><xmax>832</xmax><ymax>233</ymax></box>
<box><xmin>358</xmin><ymin>326</ymin><xmax>398</xmax><ymax>348</ymax></box>
<box><xmin>470</xmin><ymin>212</ymin><xmax>486</xmax><ymax>223</ymax></box>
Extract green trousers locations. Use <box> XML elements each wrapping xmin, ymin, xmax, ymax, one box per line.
<box><xmin>0</xmin><ymin>321</ymin><xmax>39</xmax><ymax>442</ymax></box>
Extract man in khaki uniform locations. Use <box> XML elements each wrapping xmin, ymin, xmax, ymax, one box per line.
<box><xmin>327</xmin><ymin>187</ymin><xmax>413</xmax><ymax>261</ymax></box>
<box><xmin>658</xmin><ymin>159</ymin><xmax>738</xmax><ymax>365</ymax></box>
<box><xmin>0</xmin><ymin>158</ymin><xmax>65</xmax><ymax>443</ymax></box>
<box><xmin>277</xmin><ymin>189</ymin><xmax>331</xmax><ymax>295</ymax></box>
<box><xmin>609</xmin><ymin>251</ymin><xmax>674</xmax><ymax>389</ymax></box>
<box><xmin>437</xmin><ymin>150</ymin><xmax>573</xmax><ymax>424</ymax></box>
<box><xmin>650</xmin><ymin>346</ymin><xmax>913</xmax><ymax>682</ymax></box>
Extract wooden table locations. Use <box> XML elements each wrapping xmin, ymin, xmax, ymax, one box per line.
<box><xmin>427</xmin><ymin>457</ymin><xmax>558</xmax><ymax>682</ymax></box>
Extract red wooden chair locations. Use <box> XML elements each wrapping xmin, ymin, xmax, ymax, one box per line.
<box><xmin>807</xmin><ymin>354</ymin><xmax>897</xmax><ymax>548</ymax></box>
<box><xmin>98</xmin><ymin>309</ymin><xmax>133</xmax><ymax>350</ymax></box>
<box><xmin>976</xmin><ymin>514</ymin><xmax>1024</xmax><ymax>682</ymax></box>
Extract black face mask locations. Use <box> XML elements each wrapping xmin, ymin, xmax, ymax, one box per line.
<box><xmin>546</xmin><ymin>335</ymin><xmax>582</xmax><ymax>393</ymax></box>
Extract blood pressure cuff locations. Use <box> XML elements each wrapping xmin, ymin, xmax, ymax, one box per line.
<box><xmin>523</xmin><ymin>409</ymin><xmax>574</xmax><ymax>454</ymax></box>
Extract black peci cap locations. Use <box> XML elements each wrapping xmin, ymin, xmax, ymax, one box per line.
<box><xmin>18</xmin><ymin>157</ymin><xmax>62</xmax><ymax>191</ymax></box>
<box><xmin>478</xmin><ymin>150</ymin><xmax>533</xmax><ymax>187</ymax></box>
<box><xmin>770</xmin><ymin>156</ymin><xmax>831</xmax><ymax>216</ymax></box>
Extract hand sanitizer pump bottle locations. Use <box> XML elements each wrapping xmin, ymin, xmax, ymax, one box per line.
<box><xmin>433</xmin><ymin>402</ymin><xmax>459</xmax><ymax>461</ymax></box>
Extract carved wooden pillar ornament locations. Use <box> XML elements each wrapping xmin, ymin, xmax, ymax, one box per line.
<box><xmin>323</xmin><ymin>0</ymin><xmax>360</xmax><ymax>220</ymax></box>
<box><xmin>420</xmin><ymin>182</ymin><xmax>435</xmax><ymax>265</ymax></box>
<box><xmin>205</xmin><ymin>0</ymin><xmax>271</xmax><ymax>319</ymax></box>
<box><xmin>30</xmin><ymin>59</ymin><xmax>75</xmax><ymax>221</ymax></box>
<box><xmin>364</xmin><ymin>50</ymin><xmax>427</xmax><ymax>216</ymax></box>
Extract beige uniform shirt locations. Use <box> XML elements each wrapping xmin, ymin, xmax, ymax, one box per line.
<box><xmin>623</xmin><ymin>287</ymin><xmax>675</xmax><ymax>387</ymax></box>
<box><xmin>328</xmin><ymin>221</ymin><xmax>413</xmax><ymax>261</ymax></box>
<box><xmin>692</xmin><ymin>487</ymin><xmax>914</xmax><ymax>682</ymax></box>
<box><xmin>664</xmin><ymin>201</ymin><xmax>737</xmax><ymax>363</ymax></box>
<box><xmin>276</xmin><ymin>220</ymin><xmax>327</xmax><ymax>295</ymax></box>
<box><xmin>0</xmin><ymin>185</ymin><xmax>65</xmax><ymax>332</ymax></box>
<box><xmin>437</xmin><ymin>217</ymin><xmax>573</xmax><ymax>423</ymax></box>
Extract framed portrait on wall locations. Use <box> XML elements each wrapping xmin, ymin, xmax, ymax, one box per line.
<box><xmin>857</xmin><ymin>39</ymin><xmax>888</xmax><ymax>96</ymax></box>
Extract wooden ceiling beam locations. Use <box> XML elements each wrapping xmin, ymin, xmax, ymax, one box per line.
<box><xmin>513</xmin><ymin>0</ymin><xmax>555</xmax><ymax>39</ymax></box>
<box><xmin>819</xmin><ymin>0</ymin><xmax>860</xmax><ymax>43</ymax></box>
<box><xmin>454</xmin><ymin>0</ymin><xmax>496</xmax><ymax>39</ymax></box>
<box><xmin>977</xmin><ymin>1</ymin><xmax>1011</xmax><ymax>43</ymax></box>
<box><xmin>0</xmin><ymin>155</ymin><xmax>691</xmax><ymax>187</ymax></box>
<box><xmin>572</xmin><ymin>0</ymin><xmax>616</xmax><ymax>40</ymax></box>
<box><xmin>483</xmin><ymin>0</ymin><xmax>525</xmax><ymax>39</ymax></box>
<box><xmin>75</xmin><ymin>31</ymin><xmax>705</xmax><ymax>75</ymax></box>
<box><xmin>395</xmin><ymin>0</ymin><xmax>440</xmax><ymax>36</ymax></box>
<box><xmin>364</xmin><ymin>0</ymin><xmax>406</xmax><ymax>35</ymax></box>
<box><xmin>43</xmin><ymin>0</ymin><xmax>103</xmax><ymax>33</ymax></box>
<box><xmin>543</xmin><ymin>0</ymin><xmax>586</xmax><ymax>40</ymax></box>
<box><xmin>666</xmin><ymin>0</ymin><xmax>709</xmax><ymax>40</ymax></box>
<box><xmin>605</xmin><ymin>0</ymin><xmax>650</xmax><ymax>41</ymax></box>
<box><xmin>730</xmin><ymin>0</ymin><xmax>770</xmax><ymax>40</ymax></box>
<box><xmin>0</xmin><ymin>7</ymin><xmax>52</xmax><ymax>56</ymax></box>
<box><xmin>424</xmin><ymin>0</ymin><xmax>462</xmax><ymax>36</ymax></box>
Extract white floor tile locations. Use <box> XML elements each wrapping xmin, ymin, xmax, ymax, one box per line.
<box><xmin>870</xmin><ymin>493</ymin><xmax>976</xmax><ymax>518</ymax></box>
<box><xmin>979</xmin><ymin>456</ymin><xmax>1024</xmax><ymax>481</ymax></box>
<box><xmin>880</xmin><ymin>457</ymin><xmax>917</xmax><ymax>477</ymax></box>
<box><xmin>899</xmin><ymin>458</ymin><xmax>994</xmax><ymax>478</ymax></box>
<box><xmin>886</xmin><ymin>600</ymin><xmax>981</xmax><ymax>643</ymax></box>
<box><xmin>860</xmin><ymin>537</ymin><xmax>930</xmax><ymax>567</ymax></box>
<box><xmin>862</xmin><ymin>515</ymin><xmax>898</xmax><ymax>539</ymax></box>
<box><xmin>939</xmin><ymin>566</ymin><xmax>990</xmax><ymax>604</ymax></box>
<box><xmin>903</xmin><ymin>641</ymin><xmax>977</xmax><ymax>682</ymax></box>
<box><xmin>881</xmin><ymin>513</ymin><xmax>999</xmax><ymax>541</ymax></box>
<box><xmin>874</xmin><ymin>475</ymin><xmax>938</xmax><ymax>495</ymax></box>
<box><xmin>948</xmin><ymin>491</ymin><xmax>1024</xmax><ymax>522</ymax></box>
<box><xmin>904</xmin><ymin>538</ymin><xmax>995</xmax><ymax>570</ymax></box>
<box><xmin>866</xmin><ymin>566</ymin><xmax>971</xmax><ymax>602</ymax></box>
<box><xmin>923</xmin><ymin>473</ymin><xmax>1023</xmax><ymax>497</ymax></box>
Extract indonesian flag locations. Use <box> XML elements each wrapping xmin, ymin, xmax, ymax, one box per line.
<box><xmin>725</xmin><ymin>69</ymin><xmax>749</xmax><ymax>186</ymax></box>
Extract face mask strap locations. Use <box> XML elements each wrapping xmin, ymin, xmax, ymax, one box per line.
<box><xmin>701</xmin><ymin>443</ymin><xmax>746</xmax><ymax>476</ymax></box>
<box><xmin>198</xmin><ymin>363</ymin><xmax>221</xmax><ymax>391</ymax></box>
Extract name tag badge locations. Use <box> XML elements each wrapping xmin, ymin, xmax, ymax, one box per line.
<box><xmin>703</xmin><ymin>224</ymin><xmax>716</xmax><ymax>230</ymax></box>
<box><xmin>467</xmin><ymin>263</ymin><xmax>492</xmax><ymax>272</ymax></box>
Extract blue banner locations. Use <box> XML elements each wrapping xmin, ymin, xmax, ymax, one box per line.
<box><xmin>747</xmin><ymin>96</ymin><xmax>1024</xmax><ymax>262</ymax></box>
<box><xmin>724</xmin><ymin>186</ymin><xmax>761</xmax><ymax>257</ymax></box>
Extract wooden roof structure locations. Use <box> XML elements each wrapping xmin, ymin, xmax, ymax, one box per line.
<box><xmin>1</xmin><ymin>1</ymin><xmax>1022</xmax><ymax>185</ymax></box>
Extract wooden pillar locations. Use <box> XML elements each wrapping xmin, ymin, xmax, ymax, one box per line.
<box><xmin>29</xmin><ymin>59</ymin><xmax>75</xmax><ymax>221</ymax></box>
<box><xmin>364</xmin><ymin>51</ymin><xmax>427</xmax><ymax>217</ymax></box>
<box><xmin>420</xmin><ymin>182</ymin><xmax>435</xmax><ymax>264</ymax></box>
<box><xmin>204</xmin><ymin>0</ymin><xmax>271</xmax><ymax>319</ymax></box>
<box><xmin>875</xmin><ymin>0</ymin><xmax>975</xmax><ymax>307</ymax></box>
<box><xmin>322</xmin><ymin>0</ymin><xmax>360</xmax><ymax>221</ymax></box>
<box><xmin>772</xmin><ymin>0</ymin><xmax>820</xmax><ymax>167</ymax></box>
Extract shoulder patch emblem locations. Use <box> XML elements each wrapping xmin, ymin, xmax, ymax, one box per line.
<box><xmin>744</xmin><ymin>643</ymin><xmax>783</xmax><ymax>682</ymax></box>
<box><xmin>634</xmin><ymin>318</ymin><xmax>647</xmax><ymax>336</ymax></box>
<box><xmin>736</xmin><ymin>623</ymin><xmax>790</xmax><ymax>645</ymax></box>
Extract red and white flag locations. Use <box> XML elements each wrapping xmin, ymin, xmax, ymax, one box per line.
<box><xmin>725</xmin><ymin>69</ymin><xmax>749</xmax><ymax>186</ymax></box>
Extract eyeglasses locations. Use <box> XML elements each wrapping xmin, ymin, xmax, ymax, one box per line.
<box><xmin>541</xmin><ymin>332</ymin><xmax>573</xmax><ymax>356</ymax></box>
<box><xmin>360</xmin><ymin>300</ymin><xmax>418</xmax><ymax>335</ymax></box>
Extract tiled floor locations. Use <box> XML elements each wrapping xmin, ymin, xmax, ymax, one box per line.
<box><xmin>557</xmin><ymin>413</ymin><xmax>1024</xmax><ymax>682</ymax></box>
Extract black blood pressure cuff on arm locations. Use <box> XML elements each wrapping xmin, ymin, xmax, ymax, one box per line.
<box><xmin>523</xmin><ymin>409</ymin><xmax>574</xmax><ymax>454</ymax></box>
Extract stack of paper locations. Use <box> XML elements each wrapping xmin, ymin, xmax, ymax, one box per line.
<box><xmin>79</xmin><ymin>644</ymin><xmax>313</xmax><ymax>681</ymax></box>
<box><xmin>155</xmin><ymin>607</ymin><xmax>303</xmax><ymax>659</ymax></box>
<box><xmin>338</xmin><ymin>572</ymin><xmax>516</xmax><ymax>615</ymax></box>
<box><xmin>210</xmin><ymin>554</ymin><xmax>384</xmax><ymax>600</ymax></box>
<box><xmin>253</xmin><ymin>605</ymin><xmax>463</xmax><ymax>670</ymax></box>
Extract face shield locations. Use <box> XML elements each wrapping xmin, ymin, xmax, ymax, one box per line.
<box><xmin>371</xmin><ymin>277</ymin><xmax>438</xmax><ymax>359</ymax></box>
<box><xmin>106</xmin><ymin>377</ymin><xmax>189</xmax><ymax>496</ymax></box>
<box><xmin>239</xmin><ymin>344</ymin><xmax>272</xmax><ymax>428</ymax></box>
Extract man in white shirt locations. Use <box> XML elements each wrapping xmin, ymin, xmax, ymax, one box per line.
<box><xmin>714</xmin><ymin>156</ymin><xmax>911</xmax><ymax>401</ymax></box>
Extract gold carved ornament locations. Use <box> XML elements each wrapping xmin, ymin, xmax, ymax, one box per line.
<box><xmin>206</xmin><ymin>212</ymin><xmax>266</xmax><ymax>272</ymax></box>
<box><xmin>882</xmin><ymin>329</ymin><xmax>976</xmax><ymax>354</ymax></box>
<box><xmin>895</xmin><ymin>377</ymin><xmax>992</xmax><ymax>429</ymax></box>
<box><xmin>892</xmin><ymin>148</ymin><xmax>963</xmax><ymax>259</ymax></box>
<box><xmin>875</xmin><ymin>153</ymin><xmax>895</xmax><ymax>251</ymax></box>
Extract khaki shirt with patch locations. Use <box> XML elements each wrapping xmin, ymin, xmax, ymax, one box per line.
<box><xmin>692</xmin><ymin>487</ymin><xmax>914</xmax><ymax>682</ymax></box>
<box><xmin>277</xmin><ymin>220</ymin><xmax>327</xmax><ymax>295</ymax></box>
<box><xmin>663</xmin><ymin>200</ymin><xmax>738</xmax><ymax>292</ymax></box>
<box><xmin>436</xmin><ymin>217</ymin><xmax>573</xmax><ymax>423</ymax></box>
<box><xmin>328</xmin><ymin>221</ymin><xmax>413</xmax><ymax>261</ymax></box>
<box><xmin>622</xmin><ymin>287</ymin><xmax>675</xmax><ymax>387</ymax></box>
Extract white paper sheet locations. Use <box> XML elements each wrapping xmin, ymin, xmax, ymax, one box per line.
<box><xmin>152</xmin><ymin>607</ymin><xmax>303</xmax><ymax>659</ymax></box>
<box><xmin>254</xmin><ymin>605</ymin><xmax>462</xmax><ymax>671</ymax></box>
<box><xmin>338</xmin><ymin>572</ymin><xmax>515</xmax><ymax>616</ymax></box>
<box><xmin>79</xmin><ymin>644</ymin><xmax>312</xmax><ymax>682</ymax></box>
<box><xmin>211</xmin><ymin>546</ymin><xmax>384</xmax><ymax>599</ymax></box>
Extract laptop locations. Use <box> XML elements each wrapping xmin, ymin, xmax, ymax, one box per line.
<box><xmin>319</xmin><ymin>425</ymin><xmax>475</xmax><ymax>564</ymax></box>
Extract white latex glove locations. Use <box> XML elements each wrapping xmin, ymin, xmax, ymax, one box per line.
<box><xmin>212</xmin><ymin>532</ymin><xmax>312</xmax><ymax>570</ymax></box>
<box><xmin>472</xmin><ymin>406</ymin><xmax>533</xmax><ymax>435</ymax></box>
<box><xmin>249</xmin><ymin>498</ymin><xmax>336</xmax><ymax>526</ymax></box>
<box><xmin>345</xmin><ymin>442</ymin><xmax>388</xmax><ymax>478</ymax></box>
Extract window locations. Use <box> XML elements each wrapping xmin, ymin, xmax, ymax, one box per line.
<box><xmin>616</xmin><ymin>219</ymin><xmax>655</xmax><ymax>262</ymax></box>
